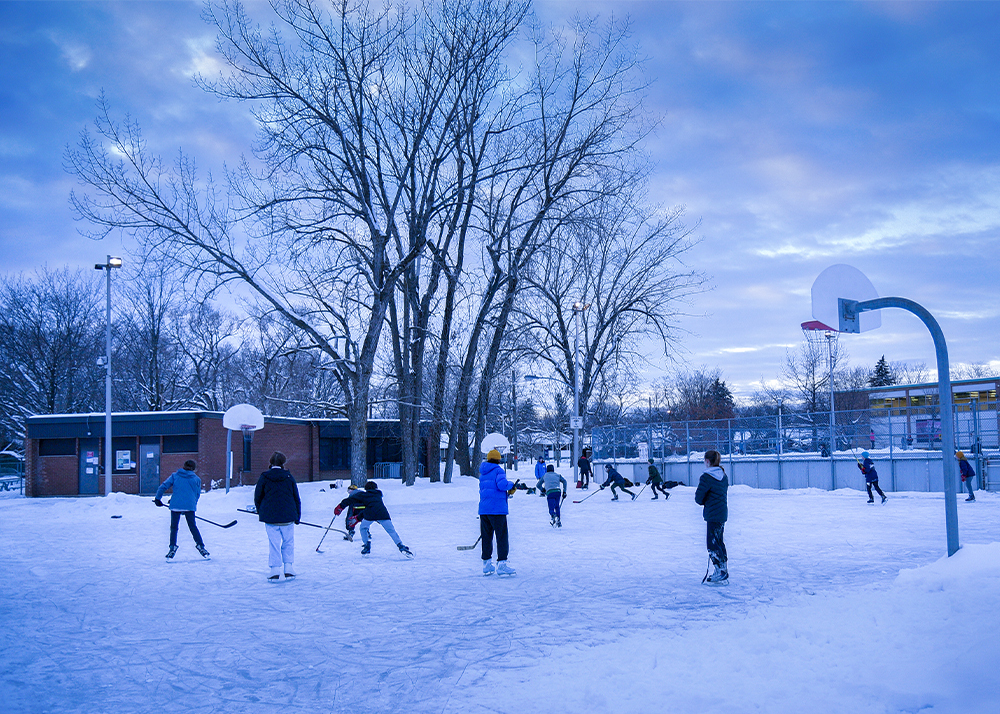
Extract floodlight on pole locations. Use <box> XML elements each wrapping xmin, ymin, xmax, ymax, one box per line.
<box><xmin>94</xmin><ymin>256</ymin><xmax>122</xmax><ymax>496</ymax></box>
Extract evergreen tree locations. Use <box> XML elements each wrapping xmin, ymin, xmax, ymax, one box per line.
<box><xmin>869</xmin><ymin>356</ymin><xmax>895</xmax><ymax>387</ymax></box>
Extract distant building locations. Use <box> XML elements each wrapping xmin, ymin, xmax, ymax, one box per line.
<box><xmin>24</xmin><ymin>411</ymin><xmax>427</xmax><ymax>497</ymax></box>
<box><xmin>868</xmin><ymin>377</ymin><xmax>999</xmax><ymax>450</ymax></box>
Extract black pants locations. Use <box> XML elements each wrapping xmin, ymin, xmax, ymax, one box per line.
<box><xmin>866</xmin><ymin>480</ymin><xmax>886</xmax><ymax>500</ymax></box>
<box><xmin>706</xmin><ymin>521</ymin><xmax>727</xmax><ymax>568</ymax></box>
<box><xmin>480</xmin><ymin>514</ymin><xmax>509</xmax><ymax>562</ymax></box>
<box><xmin>652</xmin><ymin>482</ymin><xmax>669</xmax><ymax>496</ymax></box>
<box><xmin>170</xmin><ymin>511</ymin><xmax>204</xmax><ymax>548</ymax></box>
<box><xmin>580</xmin><ymin>470</ymin><xmax>591</xmax><ymax>487</ymax></box>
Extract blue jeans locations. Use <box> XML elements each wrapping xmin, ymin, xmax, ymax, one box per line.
<box><xmin>964</xmin><ymin>475</ymin><xmax>976</xmax><ymax>499</ymax></box>
<box><xmin>546</xmin><ymin>492</ymin><xmax>562</xmax><ymax>518</ymax></box>
<box><xmin>360</xmin><ymin>519</ymin><xmax>403</xmax><ymax>547</ymax></box>
<box><xmin>169</xmin><ymin>511</ymin><xmax>203</xmax><ymax>548</ymax></box>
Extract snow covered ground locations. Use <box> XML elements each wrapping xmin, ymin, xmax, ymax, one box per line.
<box><xmin>1</xmin><ymin>469</ymin><xmax>998</xmax><ymax>714</ymax></box>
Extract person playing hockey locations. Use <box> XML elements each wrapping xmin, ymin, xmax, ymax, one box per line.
<box><xmin>335</xmin><ymin>481</ymin><xmax>413</xmax><ymax>558</ymax></box>
<box><xmin>577</xmin><ymin>449</ymin><xmax>593</xmax><ymax>489</ymax></box>
<box><xmin>342</xmin><ymin>483</ymin><xmax>363</xmax><ymax>540</ymax></box>
<box><xmin>479</xmin><ymin>448</ymin><xmax>517</xmax><ymax>576</ymax></box>
<box><xmin>646</xmin><ymin>459</ymin><xmax>670</xmax><ymax>500</ymax></box>
<box><xmin>695</xmin><ymin>450</ymin><xmax>729</xmax><ymax>585</ymax></box>
<box><xmin>536</xmin><ymin>463</ymin><xmax>568</xmax><ymax>527</ymax></box>
<box><xmin>600</xmin><ymin>463</ymin><xmax>637</xmax><ymax>501</ymax></box>
<box><xmin>859</xmin><ymin>451</ymin><xmax>887</xmax><ymax>503</ymax></box>
<box><xmin>254</xmin><ymin>451</ymin><xmax>302</xmax><ymax>582</ymax></box>
<box><xmin>957</xmin><ymin>451</ymin><xmax>977</xmax><ymax>502</ymax></box>
<box><xmin>154</xmin><ymin>459</ymin><xmax>210</xmax><ymax>561</ymax></box>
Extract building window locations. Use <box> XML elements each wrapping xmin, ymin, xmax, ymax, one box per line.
<box><xmin>39</xmin><ymin>439</ymin><xmax>76</xmax><ymax>456</ymax></box>
<box><xmin>163</xmin><ymin>435</ymin><xmax>198</xmax><ymax>453</ymax></box>
<box><xmin>319</xmin><ymin>437</ymin><xmax>350</xmax><ymax>470</ymax></box>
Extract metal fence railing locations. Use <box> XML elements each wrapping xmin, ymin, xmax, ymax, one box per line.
<box><xmin>590</xmin><ymin>402</ymin><xmax>999</xmax><ymax>492</ymax></box>
<box><xmin>374</xmin><ymin>462</ymin><xmax>426</xmax><ymax>481</ymax></box>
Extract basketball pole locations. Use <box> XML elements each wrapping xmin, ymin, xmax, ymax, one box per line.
<box><xmin>841</xmin><ymin>296</ymin><xmax>960</xmax><ymax>556</ymax></box>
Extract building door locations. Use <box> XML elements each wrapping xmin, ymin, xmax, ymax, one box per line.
<box><xmin>139</xmin><ymin>444</ymin><xmax>161</xmax><ymax>495</ymax></box>
<box><xmin>79</xmin><ymin>438</ymin><xmax>100</xmax><ymax>495</ymax></box>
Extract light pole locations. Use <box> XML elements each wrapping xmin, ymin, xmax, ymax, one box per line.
<box><xmin>95</xmin><ymin>255</ymin><xmax>122</xmax><ymax>496</ymax></box>
<box><xmin>571</xmin><ymin>302</ymin><xmax>589</xmax><ymax>486</ymax></box>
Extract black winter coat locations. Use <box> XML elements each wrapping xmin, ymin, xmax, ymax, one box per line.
<box><xmin>694</xmin><ymin>467</ymin><xmax>728</xmax><ymax>523</ymax></box>
<box><xmin>338</xmin><ymin>488</ymin><xmax>391</xmax><ymax>522</ymax></box>
<box><xmin>254</xmin><ymin>468</ymin><xmax>302</xmax><ymax>524</ymax></box>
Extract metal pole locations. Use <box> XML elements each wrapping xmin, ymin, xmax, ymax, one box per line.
<box><xmin>827</xmin><ymin>333</ymin><xmax>836</xmax><ymax>490</ymax></box>
<box><xmin>573</xmin><ymin>307</ymin><xmax>580</xmax><ymax>486</ymax></box>
<box><xmin>104</xmin><ymin>259</ymin><xmax>113</xmax><ymax>496</ymax></box>
<box><xmin>777</xmin><ymin>403</ymin><xmax>783</xmax><ymax>490</ymax></box>
<box><xmin>846</xmin><ymin>296</ymin><xmax>960</xmax><ymax>555</ymax></box>
<box><xmin>512</xmin><ymin>369</ymin><xmax>518</xmax><ymax>472</ymax></box>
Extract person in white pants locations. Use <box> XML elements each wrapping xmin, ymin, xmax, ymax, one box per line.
<box><xmin>254</xmin><ymin>451</ymin><xmax>302</xmax><ymax>581</ymax></box>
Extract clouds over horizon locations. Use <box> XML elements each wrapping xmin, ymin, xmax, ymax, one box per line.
<box><xmin>1</xmin><ymin>0</ymin><xmax>998</xmax><ymax>397</ymax></box>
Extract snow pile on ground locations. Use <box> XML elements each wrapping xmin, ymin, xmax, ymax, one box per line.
<box><xmin>1</xmin><ymin>471</ymin><xmax>997</xmax><ymax>714</ymax></box>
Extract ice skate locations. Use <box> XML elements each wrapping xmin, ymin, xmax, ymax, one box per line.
<box><xmin>556</xmin><ymin>517</ymin><xmax>562</xmax><ymax>528</ymax></box>
<box><xmin>651</xmin><ymin>494</ymin><xmax>658</xmax><ymax>500</ymax></box>
<box><xmin>483</xmin><ymin>559</ymin><xmax>495</xmax><ymax>576</ymax></box>
<box><xmin>165</xmin><ymin>545</ymin><xmax>178</xmax><ymax>561</ymax></box>
<box><xmin>196</xmin><ymin>544</ymin><xmax>210</xmax><ymax>560</ymax></box>
<box><xmin>881</xmin><ymin>495</ymin><xmax>888</xmax><ymax>504</ymax></box>
<box><xmin>496</xmin><ymin>560</ymin><xmax>516</xmax><ymax>576</ymax></box>
<box><xmin>611</xmin><ymin>495</ymin><xmax>618</xmax><ymax>501</ymax></box>
<box><xmin>398</xmin><ymin>544</ymin><xmax>414</xmax><ymax>559</ymax></box>
<box><xmin>705</xmin><ymin>563</ymin><xmax>729</xmax><ymax>586</ymax></box>
<box><xmin>631</xmin><ymin>493</ymin><xmax>637</xmax><ymax>501</ymax></box>
<box><xmin>361</xmin><ymin>542</ymin><xmax>371</xmax><ymax>555</ymax></box>
<box><xmin>267</xmin><ymin>574</ymin><xmax>281</xmax><ymax>583</ymax></box>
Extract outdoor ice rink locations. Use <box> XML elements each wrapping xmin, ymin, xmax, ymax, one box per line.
<box><xmin>1</xmin><ymin>470</ymin><xmax>998</xmax><ymax>714</ymax></box>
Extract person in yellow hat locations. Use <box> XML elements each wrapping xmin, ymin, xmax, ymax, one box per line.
<box><xmin>956</xmin><ymin>451</ymin><xmax>977</xmax><ymax>502</ymax></box>
<box><xmin>479</xmin><ymin>448</ymin><xmax>517</xmax><ymax>576</ymax></box>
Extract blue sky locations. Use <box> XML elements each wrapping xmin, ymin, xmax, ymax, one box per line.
<box><xmin>1</xmin><ymin>1</ymin><xmax>998</xmax><ymax>398</ymax></box>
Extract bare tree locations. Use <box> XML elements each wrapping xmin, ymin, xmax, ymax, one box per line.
<box><xmin>0</xmin><ymin>268</ymin><xmax>104</xmax><ymax>446</ymax></box>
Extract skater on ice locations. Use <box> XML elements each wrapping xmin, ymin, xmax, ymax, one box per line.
<box><xmin>479</xmin><ymin>448</ymin><xmax>517</xmax><ymax>576</ymax></box>
<box><xmin>957</xmin><ymin>451</ymin><xmax>977</xmax><ymax>502</ymax></box>
<box><xmin>600</xmin><ymin>463</ymin><xmax>637</xmax><ymax>501</ymax></box>
<box><xmin>535</xmin><ymin>455</ymin><xmax>547</xmax><ymax>485</ymax></box>
<box><xmin>342</xmin><ymin>483</ymin><xmax>363</xmax><ymax>540</ymax></box>
<box><xmin>254</xmin><ymin>451</ymin><xmax>302</xmax><ymax>581</ymax></box>
<box><xmin>859</xmin><ymin>451</ymin><xmax>887</xmax><ymax>504</ymax></box>
<box><xmin>646</xmin><ymin>459</ymin><xmax>670</xmax><ymax>500</ymax></box>
<box><xmin>577</xmin><ymin>448</ymin><xmax>593</xmax><ymax>489</ymax></box>
<box><xmin>335</xmin><ymin>481</ymin><xmax>413</xmax><ymax>558</ymax></box>
<box><xmin>536</xmin><ymin>463</ymin><xmax>567</xmax><ymax>527</ymax></box>
<box><xmin>154</xmin><ymin>459</ymin><xmax>209</xmax><ymax>561</ymax></box>
<box><xmin>695</xmin><ymin>450</ymin><xmax>729</xmax><ymax>585</ymax></box>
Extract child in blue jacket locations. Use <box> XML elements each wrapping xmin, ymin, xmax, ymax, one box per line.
<box><xmin>859</xmin><ymin>451</ymin><xmax>887</xmax><ymax>504</ymax></box>
<box><xmin>600</xmin><ymin>464</ymin><xmax>636</xmax><ymax>501</ymax></box>
<box><xmin>154</xmin><ymin>459</ymin><xmax>209</xmax><ymax>561</ymax></box>
<box><xmin>480</xmin><ymin>448</ymin><xmax>517</xmax><ymax>576</ymax></box>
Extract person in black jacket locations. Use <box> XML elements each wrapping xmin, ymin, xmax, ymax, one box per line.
<box><xmin>577</xmin><ymin>450</ymin><xmax>593</xmax><ymax>489</ymax></box>
<box><xmin>335</xmin><ymin>481</ymin><xmax>412</xmax><ymax>558</ymax></box>
<box><xmin>600</xmin><ymin>464</ymin><xmax>636</xmax><ymax>501</ymax></box>
<box><xmin>646</xmin><ymin>459</ymin><xmax>670</xmax><ymax>500</ymax></box>
<box><xmin>694</xmin><ymin>450</ymin><xmax>729</xmax><ymax>585</ymax></box>
<box><xmin>254</xmin><ymin>451</ymin><xmax>302</xmax><ymax>582</ymax></box>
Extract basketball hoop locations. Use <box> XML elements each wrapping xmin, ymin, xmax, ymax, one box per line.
<box><xmin>801</xmin><ymin>320</ymin><xmax>838</xmax><ymax>348</ymax></box>
<box><xmin>222</xmin><ymin>404</ymin><xmax>265</xmax><ymax>493</ymax></box>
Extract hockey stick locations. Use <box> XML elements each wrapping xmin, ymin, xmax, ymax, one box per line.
<box><xmin>572</xmin><ymin>487</ymin><xmax>603</xmax><ymax>504</ymax></box>
<box><xmin>154</xmin><ymin>500</ymin><xmax>236</xmax><ymax>528</ymax></box>
<box><xmin>634</xmin><ymin>484</ymin><xmax>648</xmax><ymax>499</ymax></box>
<box><xmin>315</xmin><ymin>513</ymin><xmax>341</xmax><ymax>553</ymax></box>
<box><xmin>236</xmin><ymin>509</ymin><xmax>346</xmax><ymax>534</ymax></box>
<box><xmin>457</xmin><ymin>535</ymin><xmax>482</xmax><ymax>551</ymax></box>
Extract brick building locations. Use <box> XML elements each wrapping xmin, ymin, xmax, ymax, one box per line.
<box><xmin>24</xmin><ymin>411</ymin><xmax>427</xmax><ymax>497</ymax></box>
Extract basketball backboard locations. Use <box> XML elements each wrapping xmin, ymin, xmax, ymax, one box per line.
<box><xmin>811</xmin><ymin>264</ymin><xmax>881</xmax><ymax>333</ymax></box>
<box><xmin>222</xmin><ymin>404</ymin><xmax>265</xmax><ymax>432</ymax></box>
<box><xmin>480</xmin><ymin>432</ymin><xmax>511</xmax><ymax>454</ymax></box>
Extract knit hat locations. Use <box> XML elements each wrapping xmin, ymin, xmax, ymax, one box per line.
<box><xmin>546</xmin><ymin>464</ymin><xmax>554</xmax><ymax>472</ymax></box>
<box><xmin>537</xmin><ymin>455</ymin><xmax>544</xmax><ymax>461</ymax></box>
<box><xmin>861</xmin><ymin>451</ymin><xmax>870</xmax><ymax>459</ymax></box>
<box><xmin>487</xmin><ymin>449</ymin><xmax>502</xmax><ymax>463</ymax></box>
<box><xmin>956</xmin><ymin>450</ymin><xmax>966</xmax><ymax>460</ymax></box>
<box><xmin>347</xmin><ymin>483</ymin><xmax>359</xmax><ymax>491</ymax></box>
<box><xmin>364</xmin><ymin>480</ymin><xmax>378</xmax><ymax>491</ymax></box>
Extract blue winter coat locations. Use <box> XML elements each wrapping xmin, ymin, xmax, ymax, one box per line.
<box><xmin>155</xmin><ymin>469</ymin><xmax>202</xmax><ymax>512</ymax></box>
<box><xmin>479</xmin><ymin>461</ymin><xmax>515</xmax><ymax>515</ymax></box>
<box><xmin>959</xmin><ymin>459</ymin><xmax>975</xmax><ymax>480</ymax></box>
<box><xmin>601</xmin><ymin>467</ymin><xmax>626</xmax><ymax>488</ymax></box>
<box><xmin>860</xmin><ymin>458</ymin><xmax>878</xmax><ymax>483</ymax></box>
<box><xmin>535</xmin><ymin>461</ymin><xmax>547</xmax><ymax>482</ymax></box>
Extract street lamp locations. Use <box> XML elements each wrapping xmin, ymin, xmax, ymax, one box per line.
<box><xmin>95</xmin><ymin>256</ymin><xmax>122</xmax><ymax>496</ymax></box>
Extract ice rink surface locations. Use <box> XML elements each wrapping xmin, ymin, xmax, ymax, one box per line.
<box><xmin>1</xmin><ymin>469</ymin><xmax>998</xmax><ymax>714</ymax></box>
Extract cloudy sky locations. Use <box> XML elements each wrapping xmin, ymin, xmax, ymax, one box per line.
<box><xmin>1</xmin><ymin>1</ymin><xmax>998</xmax><ymax>399</ymax></box>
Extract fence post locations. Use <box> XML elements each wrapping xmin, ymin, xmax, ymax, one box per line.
<box><xmin>776</xmin><ymin>412</ymin><xmax>782</xmax><ymax>490</ymax></box>
<box><xmin>686</xmin><ymin>422</ymin><xmax>691</xmax><ymax>484</ymax></box>
<box><xmin>728</xmin><ymin>419</ymin><xmax>733</xmax><ymax>484</ymax></box>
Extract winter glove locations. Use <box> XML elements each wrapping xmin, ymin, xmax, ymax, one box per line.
<box><xmin>599</xmin><ymin>484</ymin><xmax>606</xmax><ymax>490</ymax></box>
<box><xmin>334</xmin><ymin>505</ymin><xmax>344</xmax><ymax>516</ymax></box>
<box><xmin>561</xmin><ymin>491</ymin><xmax>567</xmax><ymax>499</ymax></box>
<box><xmin>153</xmin><ymin>499</ymin><xmax>164</xmax><ymax>507</ymax></box>
<box><xmin>507</xmin><ymin>486</ymin><xmax>517</xmax><ymax>496</ymax></box>
<box><xmin>539</xmin><ymin>490</ymin><xmax>545</xmax><ymax>497</ymax></box>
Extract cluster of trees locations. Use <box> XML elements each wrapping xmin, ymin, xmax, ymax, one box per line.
<box><xmin>59</xmin><ymin>0</ymin><xmax>703</xmax><ymax>483</ymax></box>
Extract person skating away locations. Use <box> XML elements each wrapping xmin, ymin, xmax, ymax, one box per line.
<box><xmin>600</xmin><ymin>463</ymin><xmax>637</xmax><ymax>501</ymax></box>
<box><xmin>695</xmin><ymin>450</ymin><xmax>729</xmax><ymax>585</ymax></box>
<box><xmin>957</xmin><ymin>451</ymin><xmax>977</xmax><ymax>502</ymax></box>
<box><xmin>858</xmin><ymin>451</ymin><xmax>887</xmax><ymax>504</ymax></box>
<box><xmin>155</xmin><ymin>459</ymin><xmax>210</xmax><ymax>561</ymax></box>
<box><xmin>537</xmin><ymin>463</ymin><xmax>568</xmax><ymax>527</ymax></box>
<box><xmin>647</xmin><ymin>459</ymin><xmax>670</xmax><ymax>500</ymax></box>
<box><xmin>254</xmin><ymin>451</ymin><xmax>302</xmax><ymax>582</ymax></box>
<box><xmin>335</xmin><ymin>481</ymin><xmax>413</xmax><ymax>558</ymax></box>
<box><xmin>535</xmin><ymin>456</ymin><xmax>547</xmax><ymax>487</ymax></box>
<box><xmin>577</xmin><ymin>450</ymin><xmax>593</xmax><ymax>489</ymax></box>
<box><xmin>480</xmin><ymin>448</ymin><xmax>517</xmax><ymax>576</ymax></box>
<box><xmin>342</xmin><ymin>483</ymin><xmax>363</xmax><ymax>540</ymax></box>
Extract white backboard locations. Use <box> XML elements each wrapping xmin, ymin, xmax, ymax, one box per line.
<box><xmin>811</xmin><ymin>264</ymin><xmax>881</xmax><ymax>333</ymax></box>
<box><xmin>222</xmin><ymin>404</ymin><xmax>265</xmax><ymax>431</ymax></box>
<box><xmin>480</xmin><ymin>432</ymin><xmax>511</xmax><ymax>454</ymax></box>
